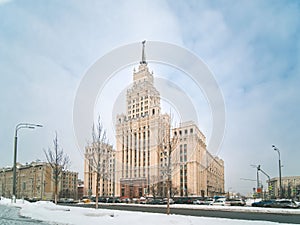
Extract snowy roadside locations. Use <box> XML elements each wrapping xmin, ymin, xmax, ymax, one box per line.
<box><xmin>0</xmin><ymin>197</ymin><xmax>296</xmax><ymax>225</ymax></box>
<box><xmin>81</xmin><ymin>201</ymin><xmax>300</xmax><ymax>215</ymax></box>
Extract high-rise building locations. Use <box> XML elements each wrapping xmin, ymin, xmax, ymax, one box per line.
<box><xmin>115</xmin><ymin>42</ymin><xmax>170</xmax><ymax>198</ymax></box>
<box><xmin>113</xmin><ymin>42</ymin><xmax>225</xmax><ymax>198</ymax></box>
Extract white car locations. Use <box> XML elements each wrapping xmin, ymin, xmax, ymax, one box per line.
<box><xmin>210</xmin><ymin>198</ymin><xmax>229</xmax><ymax>206</ymax></box>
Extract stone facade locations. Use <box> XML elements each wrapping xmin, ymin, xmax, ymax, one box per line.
<box><xmin>268</xmin><ymin>176</ymin><xmax>300</xmax><ymax>199</ymax></box>
<box><xmin>0</xmin><ymin>161</ymin><xmax>78</xmax><ymax>200</ymax></box>
<box><xmin>206</xmin><ymin>154</ymin><xmax>225</xmax><ymax>197</ymax></box>
<box><xmin>84</xmin><ymin>142</ymin><xmax>115</xmax><ymax>197</ymax></box>
<box><xmin>172</xmin><ymin>121</ymin><xmax>224</xmax><ymax>197</ymax></box>
<box><xmin>115</xmin><ymin>60</ymin><xmax>170</xmax><ymax>198</ymax></box>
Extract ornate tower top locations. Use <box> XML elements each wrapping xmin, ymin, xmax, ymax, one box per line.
<box><xmin>134</xmin><ymin>40</ymin><xmax>152</xmax><ymax>83</ymax></box>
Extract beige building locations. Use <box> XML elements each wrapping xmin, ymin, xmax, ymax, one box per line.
<box><xmin>60</xmin><ymin>170</ymin><xmax>78</xmax><ymax>199</ymax></box>
<box><xmin>206</xmin><ymin>153</ymin><xmax>225</xmax><ymax>197</ymax></box>
<box><xmin>172</xmin><ymin>122</ymin><xmax>207</xmax><ymax>197</ymax></box>
<box><xmin>172</xmin><ymin>122</ymin><xmax>224</xmax><ymax>197</ymax></box>
<box><xmin>84</xmin><ymin>142</ymin><xmax>115</xmax><ymax>197</ymax></box>
<box><xmin>115</xmin><ymin>55</ymin><xmax>170</xmax><ymax>198</ymax></box>
<box><xmin>268</xmin><ymin>176</ymin><xmax>300</xmax><ymax>199</ymax></box>
<box><xmin>112</xmin><ymin>42</ymin><xmax>225</xmax><ymax>198</ymax></box>
<box><xmin>0</xmin><ymin>161</ymin><xmax>78</xmax><ymax>200</ymax></box>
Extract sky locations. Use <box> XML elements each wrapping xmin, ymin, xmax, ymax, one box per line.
<box><xmin>0</xmin><ymin>0</ymin><xmax>299</xmax><ymax>196</ymax></box>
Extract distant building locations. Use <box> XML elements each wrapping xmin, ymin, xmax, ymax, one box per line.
<box><xmin>60</xmin><ymin>170</ymin><xmax>78</xmax><ymax>200</ymax></box>
<box><xmin>0</xmin><ymin>161</ymin><xmax>78</xmax><ymax>200</ymax></box>
<box><xmin>206</xmin><ymin>153</ymin><xmax>225</xmax><ymax>197</ymax></box>
<box><xmin>268</xmin><ymin>176</ymin><xmax>300</xmax><ymax>199</ymax></box>
<box><xmin>84</xmin><ymin>142</ymin><xmax>115</xmax><ymax>197</ymax></box>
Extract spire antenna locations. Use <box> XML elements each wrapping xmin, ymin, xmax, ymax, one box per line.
<box><xmin>140</xmin><ymin>40</ymin><xmax>147</xmax><ymax>64</ymax></box>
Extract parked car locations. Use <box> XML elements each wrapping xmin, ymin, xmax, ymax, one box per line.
<box><xmin>193</xmin><ymin>198</ymin><xmax>205</xmax><ymax>205</ymax></box>
<box><xmin>147</xmin><ymin>198</ymin><xmax>164</xmax><ymax>205</ymax></box>
<box><xmin>210</xmin><ymin>198</ymin><xmax>229</xmax><ymax>206</ymax></box>
<box><xmin>174</xmin><ymin>197</ymin><xmax>194</xmax><ymax>204</ymax></box>
<box><xmin>139</xmin><ymin>197</ymin><xmax>147</xmax><ymax>204</ymax></box>
<box><xmin>226</xmin><ymin>198</ymin><xmax>246</xmax><ymax>206</ymax></box>
<box><xmin>273</xmin><ymin>200</ymin><xmax>300</xmax><ymax>209</ymax></box>
<box><xmin>81</xmin><ymin>196</ymin><xmax>91</xmax><ymax>203</ymax></box>
<box><xmin>193</xmin><ymin>197</ymin><xmax>213</xmax><ymax>205</ymax></box>
<box><xmin>251</xmin><ymin>200</ymin><xmax>276</xmax><ymax>207</ymax></box>
<box><xmin>163</xmin><ymin>198</ymin><xmax>174</xmax><ymax>204</ymax></box>
<box><xmin>107</xmin><ymin>197</ymin><xmax>121</xmax><ymax>203</ymax></box>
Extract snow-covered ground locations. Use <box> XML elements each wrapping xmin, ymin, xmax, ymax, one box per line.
<box><xmin>0</xmin><ymin>197</ymin><xmax>298</xmax><ymax>225</ymax></box>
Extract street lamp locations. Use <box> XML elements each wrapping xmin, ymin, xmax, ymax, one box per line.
<box><xmin>272</xmin><ymin>145</ymin><xmax>282</xmax><ymax>199</ymax></box>
<box><xmin>12</xmin><ymin>123</ymin><xmax>43</xmax><ymax>202</ymax></box>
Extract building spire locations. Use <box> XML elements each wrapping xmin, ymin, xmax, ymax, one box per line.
<box><xmin>140</xmin><ymin>40</ymin><xmax>147</xmax><ymax>64</ymax></box>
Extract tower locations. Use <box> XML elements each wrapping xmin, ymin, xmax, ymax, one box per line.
<box><xmin>115</xmin><ymin>41</ymin><xmax>170</xmax><ymax>198</ymax></box>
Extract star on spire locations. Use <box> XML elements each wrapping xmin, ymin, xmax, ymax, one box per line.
<box><xmin>140</xmin><ymin>40</ymin><xmax>147</xmax><ymax>64</ymax></box>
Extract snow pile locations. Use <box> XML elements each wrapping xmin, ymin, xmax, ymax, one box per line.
<box><xmin>0</xmin><ymin>197</ymin><xmax>295</xmax><ymax>225</ymax></box>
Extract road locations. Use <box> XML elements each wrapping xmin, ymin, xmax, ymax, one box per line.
<box><xmin>61</xmin><ymin>203</ymin><xmax>300</xmax><ymax>224</ymax></box>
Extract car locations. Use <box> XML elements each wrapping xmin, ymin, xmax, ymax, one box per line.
<box><xmin>163</xmin><ymin>198</ymin><xmax>174</xmax><ymax>204</ymax></box>
<box><xmin>210</xmin><ymin>198</ymin><xmax>229</xmax><ymax>206</ymax></box>
<box><xmin>193</xmin><ymin>197</ymin><xmax>213</xmax><ymax>205</ymax></box>
<box><xmin>193</xmin><ymin>198</ymin><xmax>205</xmax><ymax>205</ymax></box>
<box><xmin>173</xmin><ymin>197</ymin><xmax>194</xmax><ymax>204</ymax></box>
<box><xmin>107</xmin><ymin>197</ymin><xmax>121</xmax><ymax>203</ymax></box>
<box><xmin>251</xmin><ymin>200</ymin><xmax>276</xmax><ymax>207</ymax></box>
<box><xmin>274</xmin><ymin>200</ymin><xmax>300</xmax><ymax>209</ymax></box>
<box><xmin>226</xmin><ymin>198</ymin><xmax>246</xmax><ymax>206</ymax></box>
<box><xmin>139</xmin><ymin>197</ymin><xmax>147</xmax><ymax>204</ymax></box>
<box><xmin>147</xmin><ymin>198</ymin><xmax>164</xmax><ymax>205</ymax></box>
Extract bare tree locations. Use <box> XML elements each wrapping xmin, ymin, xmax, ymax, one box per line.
<box><xmin>87</xmin><ymin>116</ymin><xmax>111</xmax><ymax>209</ymax></box>
<box><xmin>158</xmin><ymin>114</ymin><xmax>179</xmax><ymax>215</ymax></box>
<box><xmin>44</xmin><ymin>132</ymin><xmax>70</xmax><ymax>204</ymax></box>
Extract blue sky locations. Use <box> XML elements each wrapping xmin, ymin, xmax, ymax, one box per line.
<box><xmin>0</xmin><ymin>0</ymin><xmax>299</xmax><ymax>195</ymax></box>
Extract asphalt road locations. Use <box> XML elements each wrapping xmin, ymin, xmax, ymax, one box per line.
<box><xmin>62</xmin><ymin>203</ymin><xmax>300</xmax><ymax>224</ymax></box>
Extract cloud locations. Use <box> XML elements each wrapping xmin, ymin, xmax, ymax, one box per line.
<box><xmin>0</xmin><ymin>0</ymin><xmax>299</xmax><ymax>195</ymax></box>
<box><xmin>0</xmin><ymin>0</ymin><xmax>182</xmax><ymax>175</ymax></box>
<box><xmin>0</xmin><ymin>0</ymin><xmax>11</xmax><ymax>6</ymax></box>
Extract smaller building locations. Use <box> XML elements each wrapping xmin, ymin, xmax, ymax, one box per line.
<box><xmin>84</xmin><ymin>142</ymin><xmax>115</xmax><ymax>197</ymax></box>
<box><xmin>268</xmin><ymin>176</ymin><xmax>300</xmax><ymax>200</ymax></box>
<box><xmin>172</xmin><ymin>121</ymin><xmax>225</xmax><ymax>197</ymax></box>
<box><xmin>60</xmin><ymin>170</ymin><xmax>78</xmax><ymax>200</ymax></box>
<box><xmin>206</xmin><ymin>154</ymin><xmax>225</xmax><ymax>197</ymax></box>
<box><xmin>0</xmin><ymin>161</ymin><xmax>78</xmax><ymax>201</ymax></box>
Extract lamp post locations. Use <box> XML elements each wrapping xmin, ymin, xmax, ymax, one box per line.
<box><xmin>12</xmin><ymin>123</ymin><xmax>42</xmax><ymax>202</ymax></box>
<box><xmin>272</xmin><ymin>145</ymin><xmax>282</xmax><ymax>199</ymax></box>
